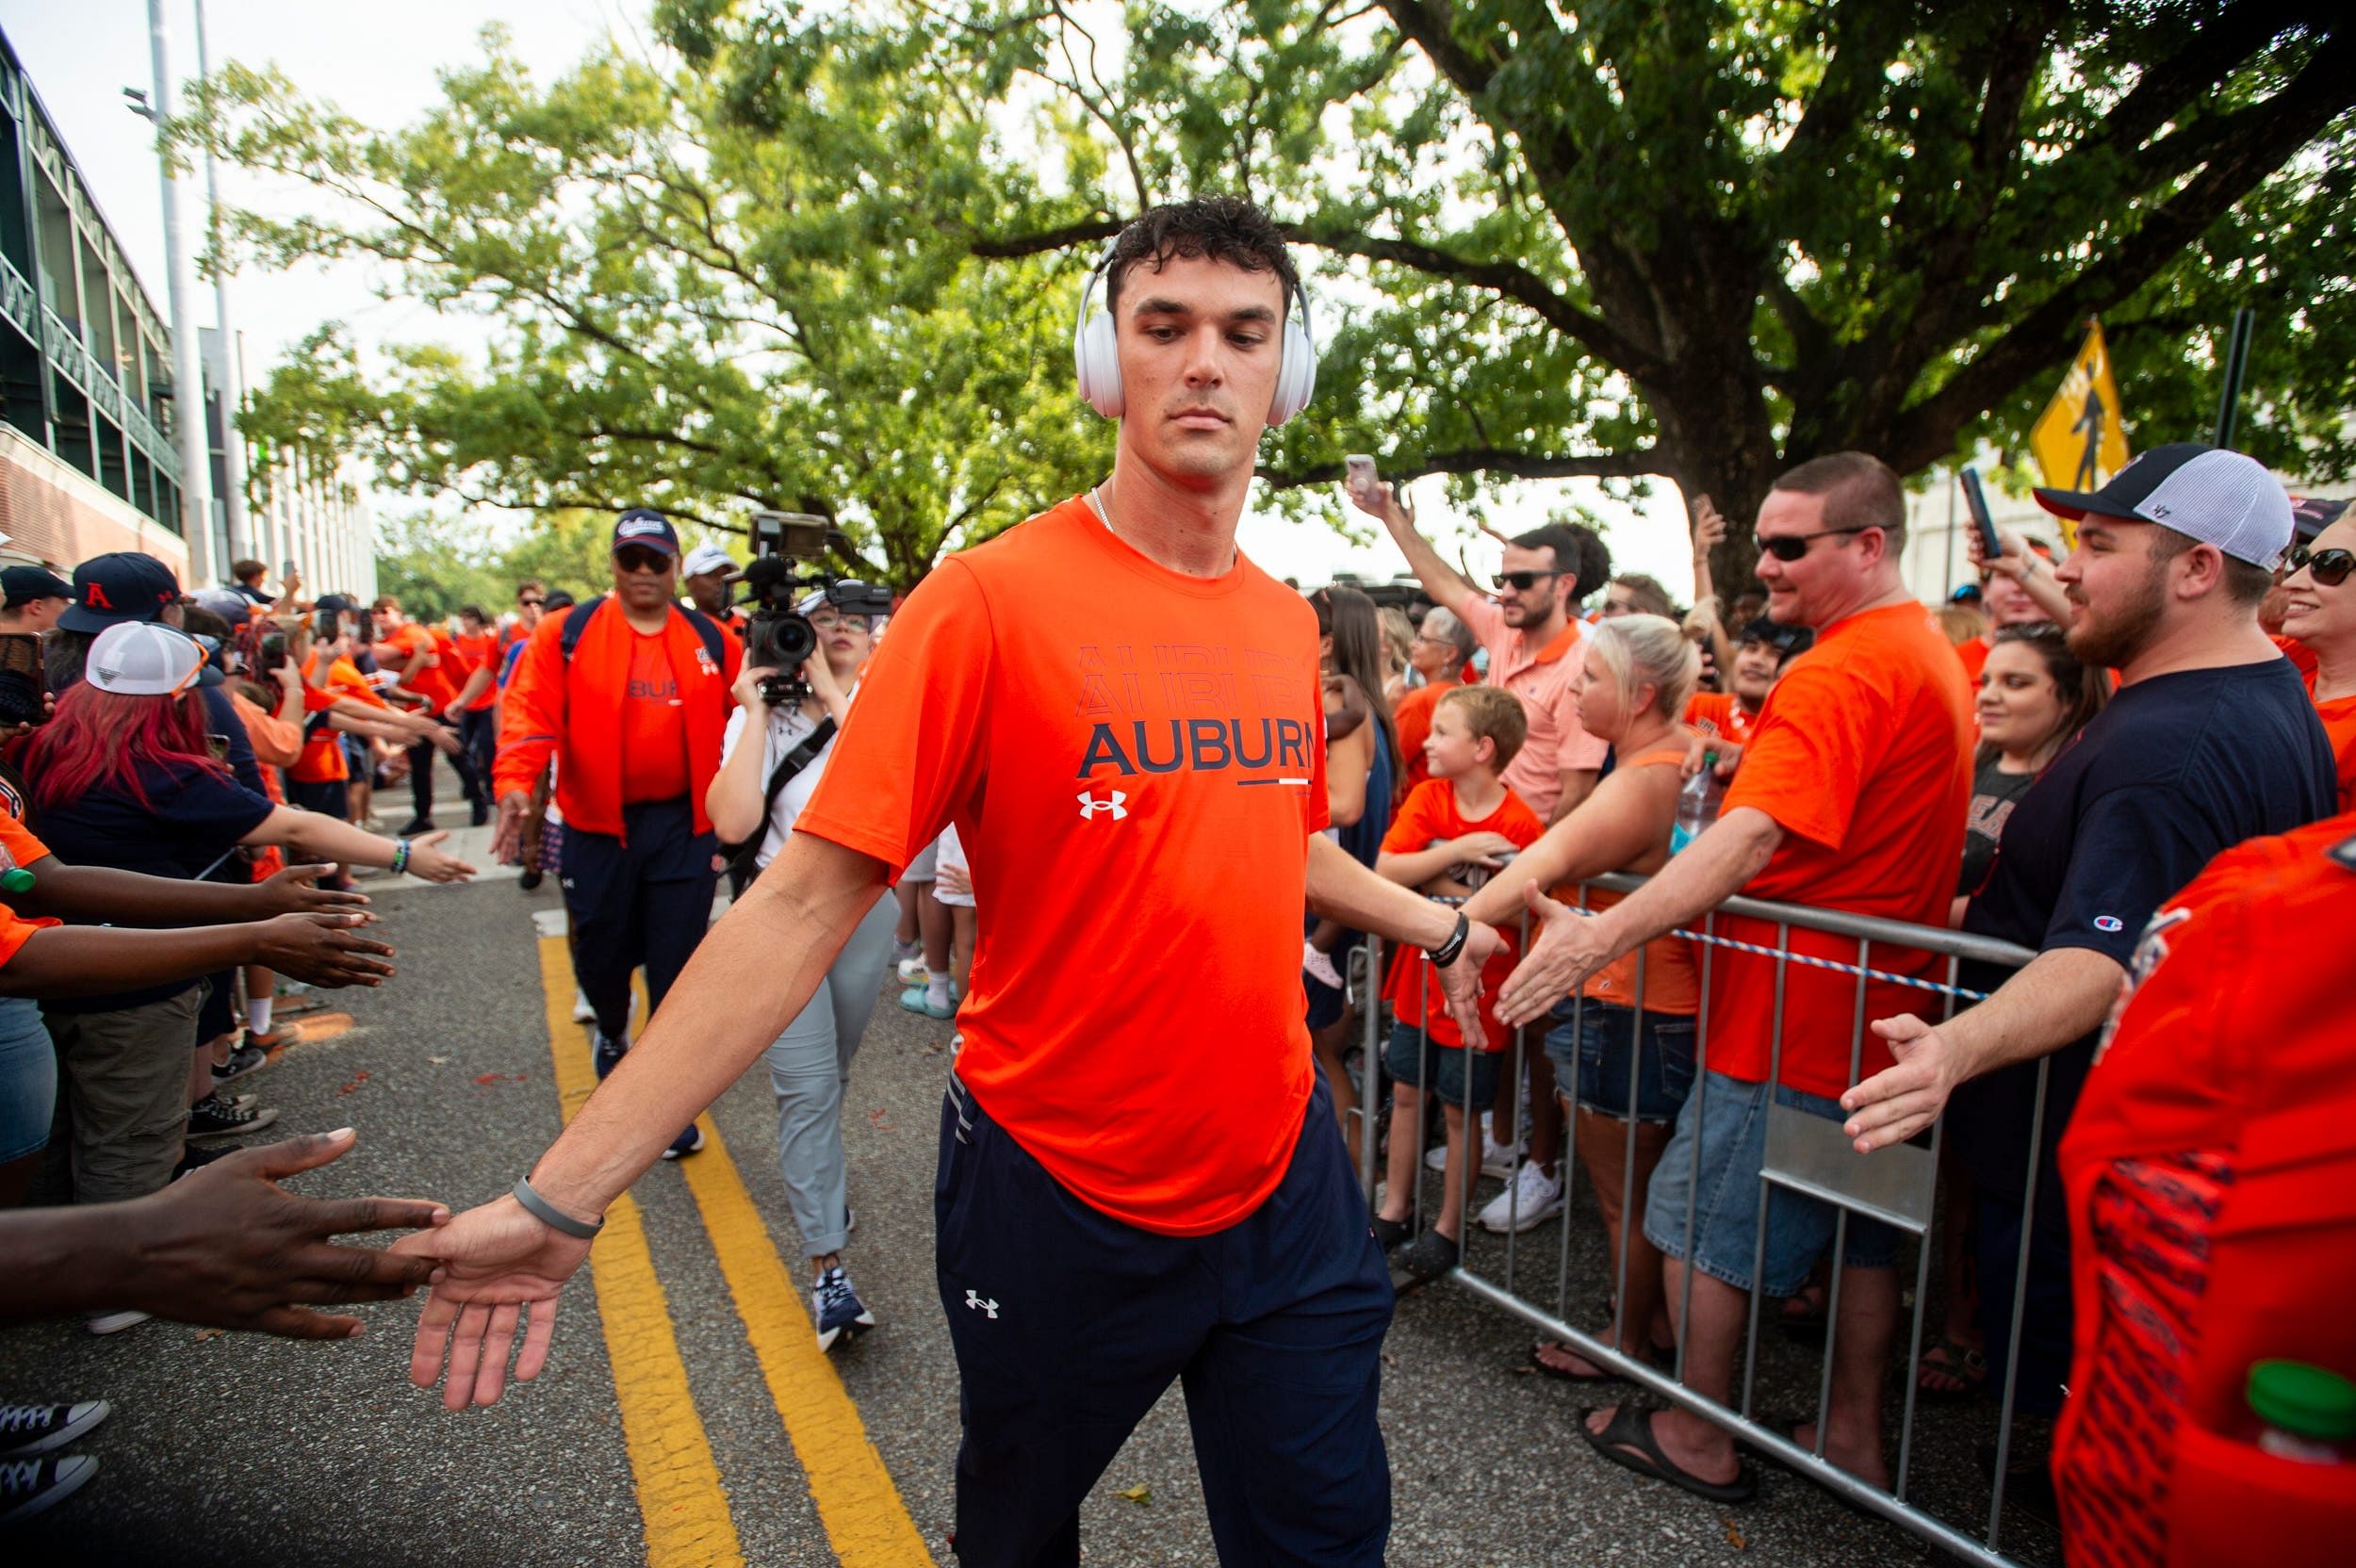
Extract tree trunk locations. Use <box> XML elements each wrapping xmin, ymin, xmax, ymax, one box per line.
<box><xmin>1644</xmin><ymin>369</ymin><xmax>1781</xmax><ymax>600</ymax></box>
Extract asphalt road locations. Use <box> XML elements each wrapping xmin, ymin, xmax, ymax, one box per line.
<box><xmin>2</xmin><ymin>798</ymin><xmax>2062</xmax><ymax>1567</ymax></box>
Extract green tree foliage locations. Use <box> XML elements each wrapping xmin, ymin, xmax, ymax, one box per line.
<box><xmin>192</xmin><ymin>28</ymin><xmax>1107</xmax><ymax>589</ymax></box>
<box><xmin>666</xmin><ymin>0</ymin><xmax>2352</xmax><ymax>582</ymax></box>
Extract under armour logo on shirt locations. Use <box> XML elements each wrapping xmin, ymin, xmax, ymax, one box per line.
<box><xmin>1077</xmin><ymin>790</ymin><xmax>1128</xmax><ymax>821</ymax></box>
<box><xmin>964</xmin><ymin>1289</ymin><xmax>999</xmax><ymax>1319</ymax></box>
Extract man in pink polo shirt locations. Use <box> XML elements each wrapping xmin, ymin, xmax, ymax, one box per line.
<box><xmin>1359</xmin><ymin>496</ymin><xmax>1609</xmax><ymax>823</ymax></box>
<box><xmin>1361</xmin><ymin>488</ymin><xmax>1612</xmax><ymax>1231</ymax></box>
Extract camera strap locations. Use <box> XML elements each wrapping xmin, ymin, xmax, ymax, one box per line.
<box><xmin>721</xmin><ymin>713</ymin><xmax>838</xmax><ymax>885</ymax></box>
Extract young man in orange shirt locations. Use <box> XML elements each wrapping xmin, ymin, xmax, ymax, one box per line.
<box><xmin>1497</xmin><ymin>452</ymin><xmax>1973</xmax><ymax>1500</ymax></box>
<box><xmin>370</xmin><ymin>596</ymin><xmax>476</xmax><ymax>836</ymax></box>
<box><xmin>445</xmin><ymin>607</ymin><xmax>502</xmax><ymax>827</ymax></box>
<box><xmin>1682</xmin><ymin>616</ymin><xmax>1811</xmax><ymax>747</ymax></box>
<box><xmin>400</xmin><ymin>199</ymin><xmax>1503</xmax><ymax>1563</ymax></box>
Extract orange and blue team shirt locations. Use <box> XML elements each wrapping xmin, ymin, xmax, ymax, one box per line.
<box><xmin>796</xmin><ymin>497</ymin><xmax>1330</xmax><ymax>1238</ymax></box>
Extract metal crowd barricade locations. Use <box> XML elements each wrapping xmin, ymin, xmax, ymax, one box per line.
<box><xmin>1353</xmin><ymin>874</ymin><xmax>2050</xmax><ymax>1567</ymax></box>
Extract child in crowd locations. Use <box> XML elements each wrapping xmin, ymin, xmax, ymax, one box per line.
<box><xmin>1370</xmin><ymin>685</ymin><xmax>1543</xmax><ymax>1284</ymax></box>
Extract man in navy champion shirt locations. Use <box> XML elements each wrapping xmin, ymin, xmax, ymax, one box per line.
<box><xmin>1841</xmin><ymin>444</ymin><xmax>2333</xmax><ymax>1453</ymax></box>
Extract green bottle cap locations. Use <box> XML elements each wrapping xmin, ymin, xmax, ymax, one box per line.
<box><xmin>0</xmin><ymin>869</ymin><xmax>31</xmax><ymax>894</ymax></box>
<box><xmin>2248</xmin><ymin>1360</ymin><xmax>2356</xmax><ymax>1441</ymax></box>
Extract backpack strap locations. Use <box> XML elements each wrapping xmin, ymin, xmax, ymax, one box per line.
<box><xmin>558</xmin><ymin>595</ymin><xmax>608</xmax><ymax>662</ymax></box>
<box><xmin>679</xmin><ymin>606</ymin><xmax>728</xmax><ymax>668</ymax></box>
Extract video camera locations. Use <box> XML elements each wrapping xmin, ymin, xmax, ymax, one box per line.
<box><xmin>731</xmin><ymin>512</ymin><xmax>893</xmax><ymax>707</ymax></box>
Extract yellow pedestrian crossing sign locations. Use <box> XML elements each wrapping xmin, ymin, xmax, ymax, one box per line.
<box><xmin>2031</xmin><ymin>321</ymin><xmax>2130</xmax><ymax>493</ymax></box>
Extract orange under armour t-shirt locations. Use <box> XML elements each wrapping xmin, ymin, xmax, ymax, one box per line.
<box><xmin>618</xmin><ymin>629</ymin><xmax>693</xmax><ymax>805</ymax></box>
<box><xmin>795</xmin><ymin>497</ymin><xmax>1330</xmax><ymax>1236</ymax></box>
<box><xmin>1711</xmin><ymin>601</ymin><xmax>1973</xmax><ymax>1100</ymax></box>
<box><xmin>1377</xmin><ymin>776</ymin><xmax>1543</xmax><ymax>1051</ymax></box>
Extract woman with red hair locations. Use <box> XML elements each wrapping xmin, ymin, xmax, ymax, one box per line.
<box><xmin>22</xmin><ymin>623</ymin><xmax>471</xmax><ymax>1297</ymax></box>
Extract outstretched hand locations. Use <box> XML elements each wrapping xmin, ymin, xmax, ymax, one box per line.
<box><xmin>1432</xmin><ymin>918</ymin><xmax>1505</xmax><ymax>1046</ymax></box>
<box><xmin>395</xmin><ymin>1195</ymin><xmax>593</xmax><ymax>1410</ymax></box>
<box><xmin>1840</xmin><ymin>1015</ymin><xmax>1964</xmax><ymax>1152</ymax></box>
<box><xmin>1495</xmin><ymin>882</ymin><xmax>1613</xmax><ymax>1028</ymax></box>
<box><xmin>120</xmin><ymin>1128</ymin><xmax>448</xmax><ymax>1339</ymax></box>
<box><xmin>255</xmin><ymin>912</ymin><xmax>398</xmax><ymax>988</ymax></box>
<box><xmin>253</xmin><ymin>861</ymin><xmax>371</xmax><ymax>920</ymax></box>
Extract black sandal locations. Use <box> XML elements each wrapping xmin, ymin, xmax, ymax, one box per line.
<box><xmin>1580</xmin><ymin>1404</ymin><xmax>1757</xmax><ymax>1504</ymax></box>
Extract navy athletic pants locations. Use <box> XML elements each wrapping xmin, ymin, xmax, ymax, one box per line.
<box><xmin>936</xmin><ymin>1070</ymin><xmax>1393</xmax><ymax>1567</ymax></box>
<box><xmin>559</xmin><ymin>796</ymin><xmax>719</xmax><ymax>1041</ymax></box>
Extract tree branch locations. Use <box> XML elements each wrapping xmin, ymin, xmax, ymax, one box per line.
<box><xmin>1879</xmin><ymin>29</ymin><xmax>2356</xmax><ymax>469</ymax></box>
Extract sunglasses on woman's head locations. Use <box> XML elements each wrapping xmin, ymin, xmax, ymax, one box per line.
<box><xmin>2287</xmin><ymin>545</ymin><xmax>2354</xmax><ymax>588</ymax></box>
<box><xmin>1494</xmin><ymin>569</ymin><xmax>1562</xmax><ymax>592</ymax></box>
<box><xmin>1757</xmin><ymin>525</ymin><xmax>1879</xmax><ymax>563</ymax></box>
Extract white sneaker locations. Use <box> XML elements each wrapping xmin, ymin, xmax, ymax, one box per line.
<box><xmin>1425</xmin><ymin>1129</ymin><xmax>1520</xmax><ymax>1176</ymax></box>
<box><xmin>896</xmin><ymin>957</ymin><xmax>928</xmax><ymax>984</ymax></box>
<box><xmin>83</xmin><ymin>1310</ymin><xmax>149</xmax><ymax>1336</ymax></box>
<box><xmin>571</xmin><ymin>988</ymin><xmax>595</xmax><ymax>1023</ymax></box>
<box><xmin>1478</xmin><ymin>1161</ymin><xmax>1564</xmax><ymax>1233</ymax></box>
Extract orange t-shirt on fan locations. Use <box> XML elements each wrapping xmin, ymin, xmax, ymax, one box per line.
<box><xmin>1712</xmin><ymin>602</ymin><xmax>1974</xmax><ymax>1101</ymax></box>
<box><xmin>796</xmin><ymin>498</ymin><xmax>1330</xmax><ymax>1238</ymax></box>
<box><xmin>1378</xmin><ymin>777</ymin><xmax>1544</xmax><ymax>1051</ymax></box>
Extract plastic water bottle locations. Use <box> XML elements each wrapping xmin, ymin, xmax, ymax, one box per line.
<box><xmin>2249</xmin><ymin>1360</ymin><xmax>2356</xmax><ymax>1463</ymax></box>
<box><xmin>1670</xmin><ymin>752</ymin><xmax>1724</xmax><ymax>855</ymax></box>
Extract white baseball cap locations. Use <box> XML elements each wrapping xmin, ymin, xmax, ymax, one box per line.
<box><xmin>2035</xmin><ymin>442</ymin><xmax>2294</xmax><ymax>570</ymax></box>
<box><xmin>84</xmin><ymin>620</ymin><xmax>206</xmax><ymax>696</ymax></box>
<box><xmin>681</xmin><ymin>543</ymin><xmax>737</xmax><ymax>579</ymax></box>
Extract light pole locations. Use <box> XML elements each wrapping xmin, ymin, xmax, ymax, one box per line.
<box><xmin>192</xmin><ymin>0</ymin><xmax>251</xmax><ymax>573</ymax></box>
<box><xmin>130</xmin><ymin>0</ymin><xmax>219</xmax><ymax>585</ymax></box>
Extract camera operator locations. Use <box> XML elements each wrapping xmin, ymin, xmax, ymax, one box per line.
<box><xmin>492</xmin><ymin>512</ymin><xmax>742</xmax><ymax>1160</ymax></box>
<box><xmin>706</xmin><ymin>589</ymin><xmax>890</xmax><ymax>1350</ymax></box>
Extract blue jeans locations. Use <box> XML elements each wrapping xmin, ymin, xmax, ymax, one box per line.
<box><xmin>0</xmin><ymin>996</ymin><xmax>56</xmax><ymax>1164</ymax></box>
<box><xmin>1383</xmin><ymin>1019</ymin><xmax>1501</xmax><ymax>1109</ymax></box>
<box><xmin>1543</xmin><ymin>1001</ymin><xmax>1694</xmax><ymax>1125</ymax></box>
<box><xmin>1643</xmin><ymin>1068</ymin><xmax>1903</xmax><ymax>1297</ymax></box>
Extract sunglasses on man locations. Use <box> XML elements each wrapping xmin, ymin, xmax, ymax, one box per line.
<box><xmin>1757</xmin><ymin>524</ymin><xmax>1882</xmax><ymax>563</ymax></box>
<box><xmin>1494</xmin><ymin>569</ymin><xmax>1562</xmax><ymax>593</ymax></box>
<box><xmin>2287</xmin><ymin>544</ymin><xmax>2354</xmax><ymax>588</ymax></box>
<box><xmin>614</xmin><ymin>547</ymin><xmax>673</xmax><ymax>576</ymax></box>
<box><xmin>517</xmin><ymin>596</ymin><xmax>546</xmax><ymax>608</ymax></box>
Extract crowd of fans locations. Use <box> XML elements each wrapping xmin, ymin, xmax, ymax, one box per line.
<box><xmin>1</xmin><ymin>426</ymin><xmax>2350</xmax><ymax>1558</ymax></box>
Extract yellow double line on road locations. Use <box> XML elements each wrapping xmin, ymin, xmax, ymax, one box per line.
<box><xmin>535</xmin><ymin>936</ymin><xmax>935</xmax><ymax>1568</ymax></box>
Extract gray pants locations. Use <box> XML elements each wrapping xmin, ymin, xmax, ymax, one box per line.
<box><xmin>764</xmin><ymin>890</ymin><xmax>896</xmax><ymax>1257</ymax></box>
<box><xmin>45</xmin><ymin>986</ymin><xmax>206</xmax><ymax>1204</ymax></box>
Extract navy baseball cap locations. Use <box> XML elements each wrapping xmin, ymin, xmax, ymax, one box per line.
<box><xmin>60</xmin><ymin>552</ymin><xmax>181</xmax><ymax>633</ymax></box>
<box><xmin>1738</xmin><ymin>616</ymin><xmax>1816</xmax><ymax>662</ymax></box>
<box><xmin>1</xmin><ymin>565</ymin><xmax>71</xmax><ymax>609</ymax></box>
<box><xmin>612</xmin><ymin>509</ymin><xmax>679</xmax><ymax>556</ymax></box>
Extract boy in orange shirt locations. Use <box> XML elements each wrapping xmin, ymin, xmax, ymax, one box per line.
<box><xmin>1372</xmin><ymin>685</ymin><xmax>1544</xmax><ymax>1284</ymax></box>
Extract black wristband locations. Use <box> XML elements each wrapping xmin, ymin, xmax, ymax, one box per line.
<box><xmin>1428</xmin><ymin>912</ymin><xmax>1470</xmax><ymax>969</ymax></box>
<box><xmin>512</xmin><ymin>1176</ymin><xmax>602</xmax><ymax>1240</ymax></box>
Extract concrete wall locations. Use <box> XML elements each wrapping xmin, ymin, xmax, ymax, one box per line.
<box><xmin>0</xmin><ymin>420</ymin><xmax>189</xmax><ymax>579</ymax></box>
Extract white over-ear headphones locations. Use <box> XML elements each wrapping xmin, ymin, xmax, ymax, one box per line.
<box><xmin>1071</xmin><ymin>244</ymin><xmax>1319</xmax><ymax>427</ymax></box>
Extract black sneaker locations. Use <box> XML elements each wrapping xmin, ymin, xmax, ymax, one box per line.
<box><xmin>593</xmin><ymin>1032</ymin><xmax>629</xmax><ymax>1080</ymax></box>
<box><xmin>0</xmin><ymin>1401</ymin><xmax>109</xmax><ymax>1460</ymax></box>
<box><xmin>0</xmin><ymin>1454</ymin><xmax>98</xmax><ymax>1523</ymax></box>
<box><xmin>396</xmin><ymin>817</ymin><xmax>436</xmax><ymax>837</ymax></box>
<box><xmin>186</xmin><ymin>1092</ymin><xmax>280</xmax><ymax>1142</ymax></box>
<box><xmin>662</xmin><ymin>1124</ymin><xmax>705</xmax><ymax>1161</ymax></box>
<box><xmin>1393</xmin><ymin>1229</ymin><xmax>1461</xmax><ymax>1287</ymax></box>
<box><xmin>517</xmin><ymin>867</ymin><xmax>544</xmax><ymax>891</ymax></box>
<box><xmin>1370</xmin><ymin>1215</ymin><xmax>1412</xmax><ymax>1252</ymax></box>
<box><xmin>812</xmin><ymin>1266</ymin><xmax>875</xmax><ymax>1351</ymax></box>
<box><xmin>210</xmin><ymin>1043</ymin><xmax>268</xmax><ymax>1087</ymax></box>
<box><xmin>172</xmin><ymin>1144</ymin><xmax>235</xmax><ymax>1181</ymax></box>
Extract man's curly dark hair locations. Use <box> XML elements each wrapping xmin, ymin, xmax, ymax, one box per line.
<box><xmin>1104</xmin><ymin>196</ymin><xmax>1301</xmax><ymax>318</ymax></box>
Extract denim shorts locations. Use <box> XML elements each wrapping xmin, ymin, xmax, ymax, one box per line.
<box><xmin>0</xmin><ymin>995</ymin><xmax>56</xmax><ymax>1164</ymax></box>
<box><xmin>1543</xmin><ymin>1001</ymin><xmax>1694</xmax><ymax>1125</ymax></box>
<box><xmin>1641</xmin><ymin>1068</ymin><xmax>1903</xmax><ymax>1297</ymax></box>
<box><xmin>1383</xmin><ymin>1020</ymin><xmax>1501</xmax><ymax>1110</ymax></box>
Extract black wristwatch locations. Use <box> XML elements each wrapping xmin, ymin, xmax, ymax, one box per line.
<box><xmin>1428</xmin><ymin>912</ymin><xmax>1470</xmax><ymax>969</ymax></box>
